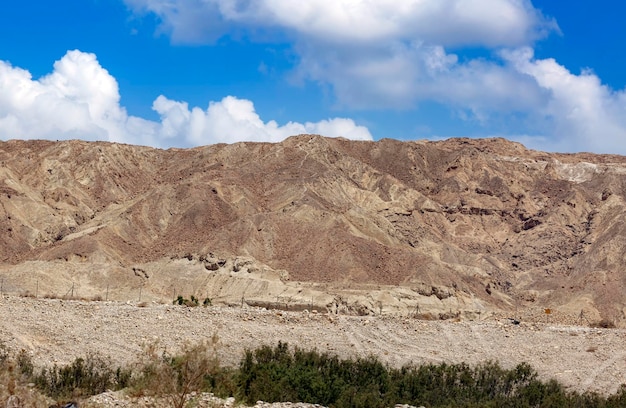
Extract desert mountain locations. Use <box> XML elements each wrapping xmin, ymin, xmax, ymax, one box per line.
<box><xmin>1</xmin><ymin>135</ymin><xmax>625</xmax><ymax>325</ymax></box>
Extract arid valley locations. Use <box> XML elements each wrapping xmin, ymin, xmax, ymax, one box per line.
<box><xmin>1</xmin><ymin>136</ymin><xmax>626</xmax><ymax>406</ymax></box>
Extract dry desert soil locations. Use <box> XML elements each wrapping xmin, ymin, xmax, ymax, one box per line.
<box><xmin>1</xmin><ymin>295</ymin><xmax>625</xmax><ymax>406</ymax></box>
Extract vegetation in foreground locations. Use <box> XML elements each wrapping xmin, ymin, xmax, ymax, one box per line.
<box><xmin>1</xmin><ymin>340</ymin><xmax>625</xmax><ymax>407</ymax></box>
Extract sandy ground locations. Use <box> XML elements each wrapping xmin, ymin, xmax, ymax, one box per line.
<box><xmin>1</xmin><ymin>295</ymin><xmax>625</xmax><ymax>398</ymax></box>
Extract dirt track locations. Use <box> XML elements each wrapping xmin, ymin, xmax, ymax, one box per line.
<box><xmin>1</xmin><ymin>295</ymin><xmax>625</xmax><ymax>396</ymax></box>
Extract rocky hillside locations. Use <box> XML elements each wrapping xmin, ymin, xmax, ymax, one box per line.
<box><xmin>1</xmin><ymin>135</ymin><xmax>625</xmax><ymax>325</ymax></box>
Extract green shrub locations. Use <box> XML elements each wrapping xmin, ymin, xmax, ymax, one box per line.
<box><xmin>235</xmin><ymin>342</ymin><xmax>620</xmax><ymax>408</ymax></box>
<box><xmin>238</xmin><ymin>343</ymin><xmax>394</xmax><ymax>406</ymax></box>
<box><xmin>32</xmin><ymin>354</ymin><xmax>128</xmax><ymax>400</ymax></box>
<box><xmin>2</xmin><ymin>341</ymin><xmax>624</xmax><ymax>407</ymax></box>
<box><xmin>173</xmin><ymin>295</ymin><xmax>201</xmax><ymax>307</ymax></box>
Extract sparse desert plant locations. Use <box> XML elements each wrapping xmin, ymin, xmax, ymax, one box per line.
<box><xmin>31</xmin><ymin>353</ymin><xmax>130</xmax><ymax>400</ymax></box>
<box><xmin>16</xmin><ymin>349</ymin><xmax>34</xmax><ymax>378</ymax></box>
<box><xmin>1</xmin><ymin>340</ymin><xmax>626</xmax><ymax>407</ymax></box>
<box><xmin>131</xmin><ymin>334</ymin><xmax>226</xmax><ymax>408</ymax></box>
<box><xmin>203</xmin><ymin>297</ymin><xmax>212</xmax><ymax>307</ymax></box>
<box><xmin>0</xmin><ymin>360</ymin><xmax>53</xmax><ymax>408</ymax></box>
<box><xmin>0</xmin><ymin>341</ymin><xmax>8</xmax><ymax>368</ymax></box>
<box><xmin>2</xmin><ymin>348</ymin><xmax>109</xmax><ymax>406</ymax></box>
<box><xmin>173</xmin><ymin>295</ymin><xmax>200</xmax><ymax>307</ymax></box>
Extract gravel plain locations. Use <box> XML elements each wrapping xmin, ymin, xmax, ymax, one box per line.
<box><xmin>1</xmin><ymin>295</ymin><xmax>625</xmax><ymax>406</ymax></box>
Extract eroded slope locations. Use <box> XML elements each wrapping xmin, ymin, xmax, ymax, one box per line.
<box><xmin>1</xmin><ymin>136</ymin><xmax>625</xmax><ymax>323</ymax></box>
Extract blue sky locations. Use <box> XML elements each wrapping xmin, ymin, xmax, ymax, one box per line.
<box><xmin>1</xmin><ymin>1</ymin><xmax>626</xmax><ymax>153</ymax></box>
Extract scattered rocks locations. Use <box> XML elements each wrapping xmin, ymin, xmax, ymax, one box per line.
<box><xmin>5</xmin><ymin>396</ymin><xmax>20</xmax><ymax>408</ymax></box>
<box><xmin>1</xmin><ymin>296</ymin><xmax>625</xmax><ymax>400</ymax></box>
<box><xmin>86</xmin><ymin>391</ymin><xmax>328</xmax><ymax>407</ymax></box>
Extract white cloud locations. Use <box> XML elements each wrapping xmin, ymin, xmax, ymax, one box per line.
<box><xmin>125</xmin><ymin>0</ymin><xmax>556</xmax><ymax>47</ymax></box>
<box><xmin>0</xmin><ymin>51</ymin><xmax>372</xmax><ymax>147</ymax></box>
<box><xmin>0</xmin><ymin>51</ymin><xmax>126</xmax><ymax>142</ymax></box>
<box><xmin>501</xmin><ymin>47</ymin><xmax>626</xmax><ymax>153</ymax></box>
<box><xmin>4</xmin><ymin>4</ymin><xmax>625</xmax><ymax>154</ymax></box>
<box><xmin>294</xmin><ymin>41</ymin><xmax>549</xmax><ymax>111</ymax></box>
<box><xmin>125</xmin><ymin>0</ymin><xmax>626</xmax><ymax>154</ymax></box>
<box><xmin>152</xmin><ymin>94</ymin><xmax>372</xmax><ymax>144</ymax></box>
<box><xmin>124</xmin><ymin>0</ymin><xmax>558</xmax><ymax>110</ymax></box>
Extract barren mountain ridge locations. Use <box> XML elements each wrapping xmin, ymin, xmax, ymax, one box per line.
<box><xmin>1</xmin><ymin>135</ymin><xmax>625</xmax><ymax>326</ymax></box>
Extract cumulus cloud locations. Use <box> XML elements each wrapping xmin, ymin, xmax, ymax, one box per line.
<box><xmin>502</xmin><ymin>48</ymin><xmax>626</xmax><ymax>153</ymax></box>
<box><xmin>125</xmin><ymin>0</ymin><xmax>626</xmax><ymax>154</ymax></box>
<box><xmin>151</xmin><ymin>94</ymin><xmax>372</xmax><ymax>145</ymax></box>
<box><xmin>125</xmin><ymin>0</ymin><xmax>556</xmax><ymax>47</ymax></box>
<box><xmin>124</xmin><ymin>0</ymin><xmax>558</xmax><ymax>110</ymax></box>
<box><xmin>0</xmin><ymin>51</ymin><xmax>127</xmax><ymax>142</ymax></box>
<box><xmin>0</xmin><ymin>51</ymin><xmax>372</xmax><ymax>147</ymax></box>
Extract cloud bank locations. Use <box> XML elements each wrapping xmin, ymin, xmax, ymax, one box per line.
<box><xmin>124</xmin><ymin>0</ymin><xmax>626</xmax><ymax>153</ymax></box>
<box><xmin>0</xmin><ymin>51</ymin><xmax>372</xmax><ymax>147</ymax></box>
<box><xmin>125</xmin><ymin>0</ymin><xmax>558</xmax><ymax>109</ymax></box>
<box><xmin>125</xmin><ymin>0</ymin><xmax>556</xmax><ymax>47</ymax></box>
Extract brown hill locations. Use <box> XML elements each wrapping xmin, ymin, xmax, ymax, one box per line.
<box><xmin>1</xmin><ymin>135</ymin><xmax>625</xmax><ymax>325</ymax></box>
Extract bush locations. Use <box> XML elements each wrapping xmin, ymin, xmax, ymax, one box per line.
<box><xmin>131</xmin><ymin>334</ymin><xmax>233</xmax><ymax>408</ymax></box>
<box><xmin>236</xmin><ymin>343</ymin><xmax>619</xmax><ymax>408</ymax></box>
<box><xmin>32</xmin><ymin>354</ymin><xmax>130</xmax><ymax>400</ymax></box>
<box><xmin>1</xmin><ymin>341</ymin><xmax>624</xmax><ymax>407</ymax></box>
<box><xmin>0</xmin><ymin>341</ymin><xmax>8</xmax><ymax>368</ymax></box>
<box><xmin>173</xmin><ymin>295</ymin><xmax>201</xmax><ymax>307</ymax></box>
<box><xmin>238</xmin><ymin>342</ymin><xmax>402</xmax><ymax>406</ymax></box>
<box><xmin>0</xmin><ymin>349</ymin><xmax>52</xmax><ymax>408</ymax></box>
<box><xmin>16</xmin><ymin>349</ymin><xmax>34</xmax><ymax>378</ymax></box>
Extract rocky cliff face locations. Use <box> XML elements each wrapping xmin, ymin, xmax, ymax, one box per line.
<box><xmin>1</xmin><ymin>136</ymin><xmax>625</xmax><ymax>324</ymax></box>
